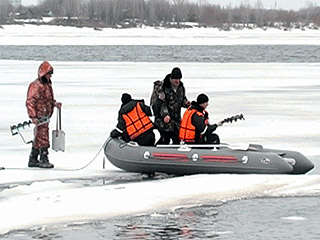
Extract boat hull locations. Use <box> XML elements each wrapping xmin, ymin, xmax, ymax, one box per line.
<box><xmin>104</xmin><ymin>138</ymin><xmax>314</xmax><ymax>175</ymax></box>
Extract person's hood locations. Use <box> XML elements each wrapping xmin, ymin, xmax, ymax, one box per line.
<box><xmin>38</xmin><ymin>61</ymin><xmax>53</xmax><ymax>78</ymax></box>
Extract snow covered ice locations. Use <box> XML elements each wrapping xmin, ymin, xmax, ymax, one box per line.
<box><xmin>0</xmin><ymin>25</ymin><xmax>320</xmax><ymax>235</ymax></box>
<box><xmin>2</xmin><ymin>24</ymin><xmax>320</xmax><ymax>45</ymax></box>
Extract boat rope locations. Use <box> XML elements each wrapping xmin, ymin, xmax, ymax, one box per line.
<box><xmin>60</xmin><ymin>138</ymin><xmax>110</xmax><ymax>171</ymax></box>
<box><xmin>2</xmin><ymin>138</ymin><xmax>112</xmax><ymax>172</ymax></box>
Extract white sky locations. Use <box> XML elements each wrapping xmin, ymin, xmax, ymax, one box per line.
<box><xmin>201</xmin><ymin>0</ymin><xmax>317</xmax><ymax>10</ymax></box>
<box><xmin>21</xmin><ymin>0</ymin><xmax>318</xmax><ymax>10</ymax></box>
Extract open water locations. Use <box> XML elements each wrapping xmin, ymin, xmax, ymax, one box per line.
<box><xmin>4</xmin><ymin>196</ymin><xmax>320</xmax><ymax>239</ymax></box>
<box><xmin>0</xmin><ymin>45</ymin><xmax>320</xmax><ymax>63</ymax></box>
<box><xmin>1</xmin><ymin>44</ymin><xmax>320</xmax><ymax>239</ymax></box>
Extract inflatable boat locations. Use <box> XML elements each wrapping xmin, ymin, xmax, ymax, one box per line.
<box><xmin>104</xmin><ymin>138</ymin><xmax>314</xmax><ymax>175</ymax></box>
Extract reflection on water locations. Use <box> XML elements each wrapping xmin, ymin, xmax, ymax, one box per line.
<box><xmin>3</xmin><ymin>203</ymin><xmax>222</xmax><ymax>240</ymax></box>
<box><xmin>114</xmin><ymin>205</ymin><xmax>221</xmax><ymax>239</ymax></box>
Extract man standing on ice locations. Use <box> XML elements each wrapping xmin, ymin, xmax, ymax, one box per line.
<box><xmin>26</xmin><ymin>61</ymin><xmax>62</xmax><ymax>168</ymax></box>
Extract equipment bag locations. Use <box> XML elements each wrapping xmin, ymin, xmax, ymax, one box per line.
<box><xmin>52</xmin><ymin>108</ymin><xmax>65</xmax><ymax>152</ymax></box>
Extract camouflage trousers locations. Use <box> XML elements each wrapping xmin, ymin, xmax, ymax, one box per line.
<box><xmin>33</xmin><ymin>123</ymin><xmax>50</xmax><ymax>149</ymax></box>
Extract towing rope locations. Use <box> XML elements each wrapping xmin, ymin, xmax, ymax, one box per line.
<box><xmin>1</xmin><ymin>138</ymin><xmax>112</xmax><ymax>172</ymax></box>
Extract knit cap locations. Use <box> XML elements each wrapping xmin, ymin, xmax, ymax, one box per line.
<box><xmin>196</xmin><ymin>93</ymin><xmax>209</xmax><ymax>104</ymax></box>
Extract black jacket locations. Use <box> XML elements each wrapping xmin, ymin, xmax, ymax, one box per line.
<box><xmin>151</xmin><ymin>74</ymin><xmax>189</xmax><ymax>132</ymax></box>
<box><xmin>189</xmin><ymin>101</ymin><xmax>218</xmax><ymax>143</ymax></box>
<box><xmin>110</xmin><ymin>99</ymin><xmax>153</xmax><ymax>142</ymax></box>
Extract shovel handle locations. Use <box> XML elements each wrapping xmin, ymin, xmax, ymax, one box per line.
<box><xmin>56</xmin><ymin>108</ymin><xmax>62</xmax><ymax>130</ymax></box>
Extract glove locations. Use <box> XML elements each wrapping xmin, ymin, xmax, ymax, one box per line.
<box><xmin>31</xmin><ymin>118</ymin><xmax>38</xmax><ymax>124</ymax></box>
<box><xmin>55</xmin><ymin>102</ymin><xmax>62</xmax><ymax>108</ymax></box>
<box><xmin>110</xmin><ymin>129</ymin><xmax>121</xmax><ymax>138</ymax></box>
<box><xmin>217</xmin><ymin>121</ymin><xmax>223</xmax><ymax>127</ymax></box>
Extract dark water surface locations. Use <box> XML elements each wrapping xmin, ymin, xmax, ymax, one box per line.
<box><xmin>1</xmin><ymin>45</ymin><xmax>320</xmax><ymax>62</ymax></box>
<box><xmin>4</xmin><ymin>196</ymin><xmax>320</xmax><ymax>240</ymax></box>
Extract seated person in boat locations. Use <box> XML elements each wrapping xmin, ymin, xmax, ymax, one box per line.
<box><xmin>179</xmin><ymin>93</ymin><xmax>222</xmax><ymax>144</ymax></box>
<box><xmin>110</xmin><ymin>93</ymin><xmax>155</xmax><ymax>146</ymax></box>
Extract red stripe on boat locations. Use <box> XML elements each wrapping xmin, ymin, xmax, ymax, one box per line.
<box><xmin>202</xmin><ymin>155</ymin><xmax>237</xmax><ymax>163</ymax></box>
<box><xmin>152</xmin><ymin>153</ymin><xmax>189</xmax><ymax>162</ymax></box>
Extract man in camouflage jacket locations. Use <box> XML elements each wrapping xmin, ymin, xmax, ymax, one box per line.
<box><xmin>26</xmin><ymin>61</ymin><xmax>62</xmax><ymax>168</ymax></box>
<box><xmin>151</xmin><ymin>67</ymin><xmax>190</xmax><ymax>144</ymax></box>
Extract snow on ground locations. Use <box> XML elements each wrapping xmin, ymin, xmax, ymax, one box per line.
<box><xmin>0</xmin><ymin>60</ymin><xmax>319</xmax><ymax>235</ymax></box>
<box><xmin>0</xmin><ymin>26</ymin><xmax>320</xmax><ymax>235</ymax></box>
<box><xmin>1</xmin><ymin>172</ymin><xmax>320</xmax><ymax>235</ymax></box>
<box><xmin>1</xmin><ymin>24</ymin><xmax>320</xmax><ymax>45</ymax></box>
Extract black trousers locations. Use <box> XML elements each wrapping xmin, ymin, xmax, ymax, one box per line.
<box><xmin>202</xmin><ymin>133</ymin><xmax>220</xmax><ymax>144</ymax></box>
<box><xmin>156</xmin><ymin>130</ymin><xmax>180</xmax><ymax>145</ymax></box>
<box><xmin>135</xmin><ymin>131</ymin><xmax>156</xmax><ymax>146</ymax></box>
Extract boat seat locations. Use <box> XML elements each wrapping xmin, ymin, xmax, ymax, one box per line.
<box><xmin>248</xmin><ymin>144</ymin><xmax>263</xmax><ymax>151</ymax></box>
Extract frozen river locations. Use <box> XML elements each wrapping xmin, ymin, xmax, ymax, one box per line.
<box><xmin>1</xmin><ymin>60</ymin><xmax>320</xmax><ymax>239</ymax></box>
<box><xmin>0</xmin><ymin>25</ymin><xmax>320</xmax><ymax>239</ymax></box>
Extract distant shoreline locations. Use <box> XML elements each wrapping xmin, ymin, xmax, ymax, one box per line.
<box><xmin>2</xmin><ymin>19</ymin><xmax>320</xmax><ymax>32</ymax></box>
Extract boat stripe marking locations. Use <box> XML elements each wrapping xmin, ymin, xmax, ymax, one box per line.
<box><xmin>152</xmin><ymin>153</ymin><xmax>189</xmax><ymax>162</ymax></box>
<box><xmin>202</xmin><ymin>155</ymin><xmax>237</xmax><ymax>163</ymax></box>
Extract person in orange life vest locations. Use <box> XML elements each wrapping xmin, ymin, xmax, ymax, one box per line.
<box><xmin>179</xmin><ymin>93</ymin><xmax>222</xmax><ymax>144</ymax></box>
<box><xmin>26</xmin><ymin>61</ymin><xmax>62</xmax><ymax>168</ymax></box>
<box><xmin>110</xmin><ymin>93</ymin><xmax>156</xmax><ymax>146</ymax></box>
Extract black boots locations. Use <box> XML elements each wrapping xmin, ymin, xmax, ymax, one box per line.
<box><xmin>39</xmin><ymin>147</ymin><xmax>54</xmax><ymax>169</ymax></box>
<box><xmin>28</xmin><ymin>147</ymin><xmax>54</xmax><ymax>168</ymax></box>
<box><xmin>28</xmin><ymin>146</ymin><xmax>40</xmax><ymax>167</ymax></box>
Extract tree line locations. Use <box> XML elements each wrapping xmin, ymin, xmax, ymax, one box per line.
<box><xmin>1</xmin><ymin>0</ymin><xmax>320</xmax><ymax>29</ymax></box>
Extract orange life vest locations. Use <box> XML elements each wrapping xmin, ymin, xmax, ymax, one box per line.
<box><xmin>179</xmin><ymin>108</ymin><xmax>205</xmax><ymax>143</ymax></box>
<box><xmin>122</xmin><ymin>102</ymin><xmax>154</xmax><ymax>140</ymax></box>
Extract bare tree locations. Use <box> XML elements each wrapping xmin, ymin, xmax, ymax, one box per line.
<box><xmin>0</xmin><ymin>0</ymin><xmax>12</xmax><ymax>24</ymax></box>
<box><xmin>254</xmin><ymin>0</ymin><xmax>264</xmax><ymax>27</ymax></box>
<box><xmin>62</xmin><ymin>0</ymin><xmax>81</xmax><ymax>20</ymax></box>
<box><xmin>199</xmin><ymin>4</ymin><xmax>224</xmax><ymax>27</ymax></box>
<box><xmin>86</xmin><ymin>0</ymin><xmax>97</xmax><ymax>20</ymax></box>
<box><xmin>172</xmin><ymin>0</ymin><xmax>189</xmax><ymax>26</ymax></box>
<box><xmin>239</xmin><ymin>1</ymin><xmax>251</xmax><ymax>26</ymax></box>
<box><xmin>4</xmin><ymin>0</ymin><xmax>319</xmax><ymax>30</ymax></box>
<box><xmin>132</xmin><ymin>0</ymin><xmax>146</xmax><ymax>23</ymax></box>
<box><xmin>147</xmin><ymin>0</ymin><xmax>171</xmax><ymax>26</ymax></box>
